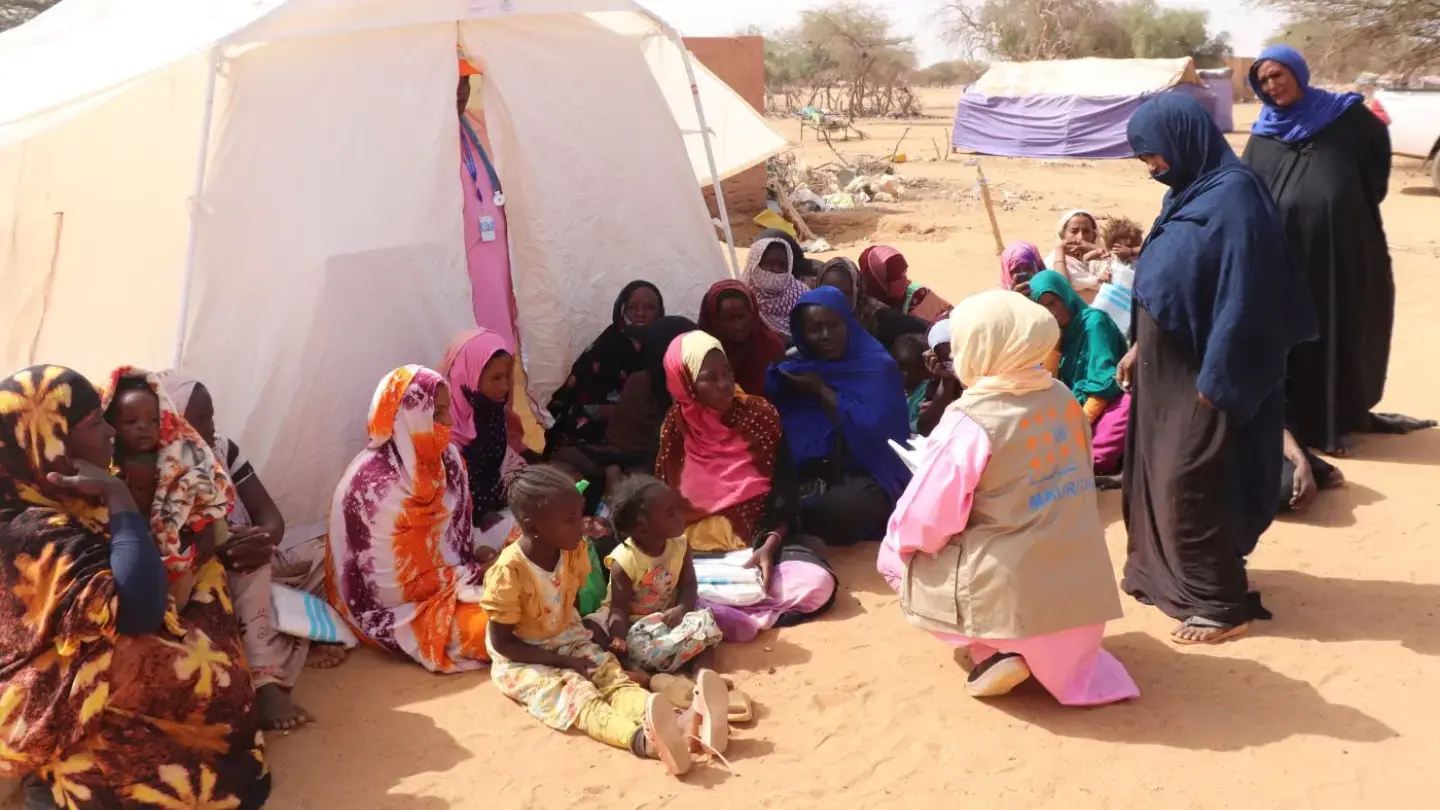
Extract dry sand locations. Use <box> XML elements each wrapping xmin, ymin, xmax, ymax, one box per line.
<box><xmin>53</xmin><ymin>90</ymin><xmax>1440</xmax><ymax>809</ymax></box>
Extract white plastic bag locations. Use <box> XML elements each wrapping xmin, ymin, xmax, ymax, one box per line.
<box><xmin>694</xmin><ymin>550</ymin><xmax>767</xmax><ymax>606</ymax></box>
<box><xmin>271</xmin><ymin>584</ymin><xmax>358</xmax><ymax>648</ymax></box>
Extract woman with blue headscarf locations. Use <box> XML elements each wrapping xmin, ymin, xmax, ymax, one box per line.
<box><xmin>1243</xmin><ymin>45</ymin><xmax>1434</xmax><ymax>454</ymax></box>
<box><xmin>767</xmin><ymin>286</ymin><xmax>914</xmax><ymax>546</ymax></box>
<box><xmin>1121</xmin><ymin>94</ymin><xmax>1317</xmax><ymax>645</ymax></box>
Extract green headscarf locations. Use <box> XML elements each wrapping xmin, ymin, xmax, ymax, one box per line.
<box><xmin>1027</xmin><ymin>270</ymin><xmax>1127</xmax><ymax>404</ymax></box>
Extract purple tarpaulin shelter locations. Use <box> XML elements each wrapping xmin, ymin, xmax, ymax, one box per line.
<box><xmin>1199</xmin><ymin>67</ymin><xmax>1235</xmax><ymax>132</ymax></box>
<box><xmin>952</xmin><ymin>57</ymin><xmax>1219</xmax><ymax>159</ymax></box>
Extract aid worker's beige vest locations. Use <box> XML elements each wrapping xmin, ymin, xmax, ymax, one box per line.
<box><xmin>901</xmin><ymin>381</ymin><xmax>1123</xmax><ymax>639</ymax></box>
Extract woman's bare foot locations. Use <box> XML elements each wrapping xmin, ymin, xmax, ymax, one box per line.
<box><xmin>1170</xmin><ymin>617</ymin><xmax>1248</xmax><ymax>645</ymax></box>
<box><xmin>1321</xmin><ymin>466</ymin><xmax>1346</xmax><ymax>488</ymax></box>
<box><xmin>257</xmin><ymin>683</ymin><xmax>311</xmax><ymax>731</ymax></box>
<box><xmin>305</xmin><ymin>644</ymin><xmax>347</xmax><ymax>669</ymax></box>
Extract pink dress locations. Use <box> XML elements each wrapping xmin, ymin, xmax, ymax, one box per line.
<box><xmin>460</xmin><ymin>113</ymin><xmax>518</xmax><ymax>343</ymax></box>
<box><xmin>879</xmin><ymin>411</ymin><xmax>1138</xmax><ymax>706</ymax></box>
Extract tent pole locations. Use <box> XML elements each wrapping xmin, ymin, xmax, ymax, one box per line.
<box><xmin>171</xmin><ymin>45</ymin><xmax>222</xmax><ymax>369</ymax></box>
<box><xmin>644</xmin><ymin>13</ymin><xmax>741</xmax><ymax>279</ymax></box>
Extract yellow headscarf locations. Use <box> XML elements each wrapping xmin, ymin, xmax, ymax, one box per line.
<box><xmin>952</xmin><ymin>290</ymin><xmax>1059</xmax><ymax>396</ymax></box>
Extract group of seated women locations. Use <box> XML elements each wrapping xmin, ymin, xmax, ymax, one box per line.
<box><xmin>0</xmin><ymin>193</ymin><xmax>1375</xmax><ymax>796</ymax></box>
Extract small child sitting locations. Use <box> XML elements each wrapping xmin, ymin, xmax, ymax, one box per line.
<box><xmin>1089</xmin><ymin>216</ymin><xmax>1143</xmax><ymax>283</ymax></box>
<box><xmin>481</xmin><ymin>465</ymin><xmax>728</xmax><ymax>776</ymax></box>
<box><xmin>104</xmin><ymin>368</ymin><xmax>233</xmax><ymax>607</ymax></box>
<box><xmin>595</xmin><ymin>475</ymin><xmax>723</xmax><ymax>675</ymax></box>
<box><xmin>890</xmin><ymin>333</ymin><xmax>931</xmax><ymax>435</ymax></box>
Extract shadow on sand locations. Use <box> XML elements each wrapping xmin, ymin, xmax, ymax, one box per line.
<box><xmin>265</xmin><ymin>648</ymin><xmax>479</xmax><ymax>809</ymax></box>
<box><xmin>988</xmin><ymin>632</ymin><xmax>1398</xmax><ymax>751</ymax></box>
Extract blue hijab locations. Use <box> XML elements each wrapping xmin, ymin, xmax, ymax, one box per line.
<box><xmin>766</xmin><ymin>286</ymin><xmax>913</xmax><ymax>499</ymax></box>
<box><xmin>1127</xmin><ymin>94</ymin><xmax>1317</xmax><ymax>423</ymax></box>
<box><xmin>1249</xmin><ymin>45</ymin><xmax>1363</xmax><ymax>143</ymax></box>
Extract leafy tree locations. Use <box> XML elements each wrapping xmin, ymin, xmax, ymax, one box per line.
<box><xmin>914</xmin><ymin>59</ymin><xmax>989</xmax><ymax>87</ymax></box>
<box><xmin>938</xmin><ymin>0</ymin><xmax>1231</xmax><ymax>64</ymax></box>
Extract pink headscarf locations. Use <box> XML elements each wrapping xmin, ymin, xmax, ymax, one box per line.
<box><xmin>859</xmin><ymin>245</ymin><xmax>910</xmax><ymax>302</ymax></box>
<box><xmin>999</xmin><ymin>241</ymin><xmax>1046</xmax><ymax>290</ymax></box>
<box><xmin>663</xmin><ymin>331</ymin><xmax>771</xmax><ymax>514</ymax></box>
<box><xmin>438</xmin><ymin>328</ymin><xmax>520</xmax><ymax>450</ymax></box>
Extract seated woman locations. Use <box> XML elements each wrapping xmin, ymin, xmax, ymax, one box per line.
<box><xmin>743</xmin><ymin>235</ymin><xmax>810</xmax><ymax>343</ymax></box>
<box><xmin>327</xmin><ymin>365</ymin><xmax>492</xmax><ymax>673</ymax></box>
<box><xmin>657</xmin><ymin>331</ymin><xmax>837</xmax><ymax>641</ymax></box>
<box><xmin>551</xmin><ymin>316</ymin><xmax>698</xmax><ymax>514</ymax></box>
<box><xmin>999</xmin><ymin>241</ymin><xmax>1046</xmax><ymax>291</ymax></box>
<box><xmin>878</xmin><ymin>293</ymin><xmax>1137</xmax><ymax>705</ymax></box>
<box><xmin>756</xmin><ymin>227</ymin><xmax>816</xmax><ymax>286</ymax></box>
<box><xmin>767</xmin><ymin>287</ymin><xmax>914</xmax><ymax>546</ymax></box>
<box><xmin>545</xmin><ymin>280</ymin><xmax>664</xmax><ymax>449</ymax></box>
<box><xmin>1047</xmin><ymin>209</ymin><xmax>1104</xmax><ymax>297</ymax></box>
<box><xmin>0</xmin><ymin>366</ymin><xmax>270</xmax><ymax>808</ymax></box>
<box><xmin>1026</xmin><ymin>271</ymin><xmax>1131</xmax><ymax>475</ymax></box>
<box><xmin>440</xmin><ymin>328</ymin><xmax>528</xmax><ymax>544</ymax></box>
<box><xmin>101</xmin><ymin>367</ymin><xmax>233</xmax><ymax>609</ymax></box>
<box><xmin>859</xmin><ymin>245</ymin><xmax>952</xmax><ymax>323</ymax></box>
<box><xmin>698</xmin><ymin>280</ymin><xmax>784</xmax><ymax>396</ymax></box>
<box><xmin>818</xmin><ymin>257</ymin><xmax>928</xmax><ymax>350</ymax></box>
<box><xmin>159</xmin><ymin>371</ymin><xmax>338</xmax><ymax>732</ymax></box>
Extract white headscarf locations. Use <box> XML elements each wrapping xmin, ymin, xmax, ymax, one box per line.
<box><xmin>156</xmin><ymin>369</ymin><xmax>202</xmax><ymax>415</ymax></box>
<box><xmin>951</xmin><ymin>291</ymin><xmax>1058</xmax><ymax>396</ymax></box>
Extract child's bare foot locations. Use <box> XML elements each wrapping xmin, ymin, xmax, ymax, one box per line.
<box><xmin>257</xmin><ymin>684</ymin><xmax>311</xmax><ymax>731</ymax></box>
<box><xmin>305</xmin><ymin>644</ymin><xmax>348</xmax><ymax>669</ymax></box>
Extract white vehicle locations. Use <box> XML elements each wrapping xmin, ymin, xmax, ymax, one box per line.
<box><xmin>1372</xmin><ymin>88</ymin><xmax>1440</xmax><ymax>190</ymax></box>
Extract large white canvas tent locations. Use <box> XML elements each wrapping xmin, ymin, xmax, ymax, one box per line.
<box><xmin>0</xmin><ymin>0</ymin><xmax>787</xmax><ymax>534</ymax></box>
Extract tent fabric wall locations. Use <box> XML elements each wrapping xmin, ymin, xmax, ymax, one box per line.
<box><xmin>462</xmin><ymin>13</ymin><xmax>726</xmax><ymax>408</ymax></box>
<box><xmin>184</xmin><ymin>24</ymin><xmax>474</xmax><ymax>532</ymax></box>
<box><xmin>1</xmin><ymin>0</ymin><xmax>781</xmax><ymax>533</ymax></box>
<box><xmin>0</xmin><ymin>54</ymin><xmax>208</xmax><ymax>375</ymax></box>
<box><xmin>971</xmin><ymin>58</ymin><xmax>1201</xmax><ymax>97</ymax></box>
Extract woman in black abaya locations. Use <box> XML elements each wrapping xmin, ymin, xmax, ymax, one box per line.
<box><xmin>1120</xmin><ymin>95</ymin><xmax>1316</xmax><ymax>645</ymax></box>
<box><xmin>1243</xmin><ymin>45</ymin><xmax>1434</xmax><ymax>454</ymax></box>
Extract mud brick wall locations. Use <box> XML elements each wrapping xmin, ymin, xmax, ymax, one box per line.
<box><xmin>684</xmin><ymin>36</ymin><xmax>769</xmax><ymax>218</ymax></box>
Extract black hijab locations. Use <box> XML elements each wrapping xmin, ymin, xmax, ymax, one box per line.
<box><xmin>544</xmin><ymin>280</ymin><xmax>666</xmax><ymax>445</ymax></box>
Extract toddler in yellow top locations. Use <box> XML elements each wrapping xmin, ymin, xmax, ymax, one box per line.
<box><xmin>598</xmin><ymin>476</ymin><xmax>724</xmax><ymax>674</ymax></box>
<box><xmin>481</xmin><ymin>465</ymin><xmax>727</xmax><ymax>776</ymax></box>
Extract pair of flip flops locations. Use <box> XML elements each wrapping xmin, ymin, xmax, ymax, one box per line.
<box><xmin>643</xmin><ymin>669</ymin><xmax>732</xmax><ymax>777</ymax></box>
<box><xmin>650</xmin><ymin>673</ymin><xmax>754</xmax><ymax>723</ymax></box>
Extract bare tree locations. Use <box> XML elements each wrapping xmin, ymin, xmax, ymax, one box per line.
<box><xmin>1254</xmin><ymin>0</ymin><xmax>1440</xmax><ymax>78</ymax></box>
<box><xmin>0</xmin><ymin>0</ymin><xmax>59</xmax><ymax>32</ymax></box>
<box><xmin>759</xmin><ymin>2</ymin><xmax>923</xmax><ymax>118</ymax></box>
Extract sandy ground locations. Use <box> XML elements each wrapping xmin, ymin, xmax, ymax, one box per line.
<box><xmin>15</xmin><ymin>89</ymin><xmax>1438</xmax><ymax>809</ymax></box>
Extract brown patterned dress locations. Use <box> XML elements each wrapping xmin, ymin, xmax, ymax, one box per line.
<box><xmin>0</xmin><ymin>366</ymin><xmax>269</xmax><ymax>809</ymax></box>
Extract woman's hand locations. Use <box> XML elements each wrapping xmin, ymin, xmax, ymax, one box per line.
<box><xmin>48</xmin><ymin>458</ymin><xmax>139</xmax><ymax>515</ymax></box>
<box><xmin>1116</xmin><ymin>344</ymin><xmax>1139</xmax><ymax>393</ymax></box>
<box><xmin>745</xmin><ymin>532</ymin><xmax>783</xmax><ymax>592</ymax></box>
<box><xmin>779</xmin><ymin>369</ymin><xmax>828</xmax><ymax>398</ymax></box>
<box><xmin>1282</xmin><ymin>430</ymin><xmax>1316</xmax><ymax>510</ymax></box>
<box><xmin>221</xmin><ymin>526</ymin><xmax>276</xmax><ymax>573</ymax></box>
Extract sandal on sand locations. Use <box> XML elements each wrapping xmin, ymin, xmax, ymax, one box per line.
<box><xmin>1171</xmin><ymin>616</ymin><xmax>1249</xmax><ymax>646</ymax></box>
<box><xmin>965</xmin><ymin>652</ymin><xmax>1031</xmax><ymax>698</ymax></box>
<box><xmin>727</xmin><ymin>686</ymin><xmax>754</xmax><ymax>723</ymax></box>
<box><xmin>642</xmin><ymin>694</ymin><xmax>692</xmax><ymax>776</ymax></box>
<box><xmin>692</xmin><ymin>669</ymin><xmax>729</xmax><ymax>755</ymax></box>
<box><xmin>650</xmin><ymin>674</ymin><xmax>695</xmax><ymax>710</ymax></box>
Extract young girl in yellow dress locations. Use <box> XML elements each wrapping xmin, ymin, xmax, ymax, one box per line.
<box><xmin>599</xmin><ymin>475</ymin><xmax>723</xmax><ymax>674</ymax></box>
<box><xmin>481</xmin><ymin>465</ymin><xmax>728</xmax><ymax>775</ymax></box>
